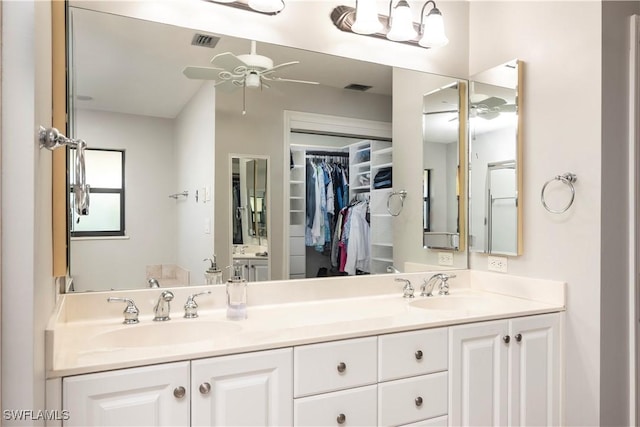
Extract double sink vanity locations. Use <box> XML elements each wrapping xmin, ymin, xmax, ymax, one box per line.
<box><xmin>47</xmin><ymin>270</ymin><xmax>565</xmax><ymax>426</ymax></box>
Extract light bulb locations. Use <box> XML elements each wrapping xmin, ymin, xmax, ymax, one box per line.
<box><xmin>248</xmin><ymin>0</ymin><xmax>284</xmax><ymax>13</ymax></box>
<box><xmin>387</xmin><ymin>0</ymin><xmax>417</xmax><ymax>42</ymax></box>
<box><xmin>419</xmin><ymin>7</ymin><xmax>449</xmax><ymax>48</ymax></box>
<box><xmin>352</xmin><ymin>1</ymin><xmax>383</xmax><ymax>35</ymax></box>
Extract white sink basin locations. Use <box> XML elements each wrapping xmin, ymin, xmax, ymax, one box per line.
<box><xmin>90</xmin><ymin>320</ymin><xmax>242</xmax><ymax>349</ymax></box>
<box><xmin>409</xmin><ymin>295</ymin><xmax>493</xmax><ymax>312</ymax></box>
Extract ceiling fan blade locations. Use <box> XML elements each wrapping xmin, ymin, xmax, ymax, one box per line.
<box><xmin>210</xmin><ymin>52</ymin><xmax>248</xmax><ymax>73</ymax></box>
<box><xmin>213</xmin><ymin>80</ymin><xmax>240</xmax><ymax>93</ymax></box>
<box><xmin>261</xmin><ymin>61</ymin><xmax>300</xmax><ymax>76</ymax></box>
<box><xmin>479</xmin><ymin>111</ymin><xmax>500</xmax><ymax>120</ymax></box>
<box><xmin>474</xmin><ymin>96</ymin><xmax>507</xmax><ymax>109</ymax></box>
<box><xmin>265</xmin><ymin>76</ymin><xmax>319</xmax><ymax>85</ymax></box>
<box><xmin>182</xmin><ymin>66</ymin><xmax>223</xmax><ymax>80</ymax></box>
<box><xmin>499</xmin><ymin>104</ymin><xmax>517</xmax><ymax>112</ymax></box>
<box><xmin>423</xmin><ymin>109</ymin><xmax>459</xmax><ymax>116</ymax></box>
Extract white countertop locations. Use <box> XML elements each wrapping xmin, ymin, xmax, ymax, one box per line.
<box><xmin>46</xmin><ymin>270</ymin><xmax>565</xmax><ymax>378</ymax></box>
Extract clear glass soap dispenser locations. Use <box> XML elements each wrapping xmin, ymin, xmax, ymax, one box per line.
<box><xmin>204</xmin><ymin>255</ymin><xmax>223</xmax><ymax>285</ymax></box>
<box><xmin>226</xmin><ymin>262</ymin><xmax>247</xmax><ymax>320</ymax></box>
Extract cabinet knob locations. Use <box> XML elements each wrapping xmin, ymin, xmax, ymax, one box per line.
<box><xmin>337</xmin><ymin>362</ymin><xmax>347</xmax><ymax>373</ymax></box>
<box><xmin>199</xmin><ymin>382</ymin><xmax>211</xmax><ymax>395</ymax></box>
<box><xmin>515</xmin><ymin>333</ymin><xmax>522</xmax><ymax>342</ymax></box>
<box><xmin>336</xmin><ymin>413</ymin><xmax>346</xmax><ymax>424</ymax></box>
<box><xmin>415</xmin><ymin>396</ymin><xmax>423</xmax><ymax>407</ymax></box>
<box><xmin>503</xmin><ymin>335</ymin><xmax>511</xmax><ymax>344</ymax></box>
<box><xmin>173</xmin><ymin>386</ymin><xmax>186</xmax><ymax>399</ymax></box>
<box><xmin>415</xmin><ymin>350</ymin><xmax>423</xmax><ymax>360</ymax></box>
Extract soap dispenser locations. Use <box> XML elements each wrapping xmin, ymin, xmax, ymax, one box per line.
<box><xmin>226</xmin><ymin>262</ymin><xmax>247</xmax><ymax>320</ymax></box>
<box><xmin>204</xmin><ymin>255</ymin><xmax>223</xmax><ymax>285</ymax></box>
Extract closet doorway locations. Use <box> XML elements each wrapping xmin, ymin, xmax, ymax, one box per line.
<box><xmin>283</xmin><ymin>111</ymin><xmax>392</xmax><ymax>279</ymax></box>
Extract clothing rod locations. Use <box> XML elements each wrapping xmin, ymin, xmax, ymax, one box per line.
<box><xmin>306</xmin><ymin>150</ymin><xmax>349</xmax><ymax>157</ymax></box>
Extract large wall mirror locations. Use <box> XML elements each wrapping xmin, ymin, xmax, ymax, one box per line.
<box><xmin>63</xmin><ymin>6</ymin><xmax>469</xmax><ymax>292</ymax></box>
<box><xmin>468</xmin><ymin>59</ymin><xmax>523</xmax><ymax>255</ymax></box>
<box><xmin>422</xmin><ymin>81</ymin><xmax>466</xmax><ymax>252</ymax></box>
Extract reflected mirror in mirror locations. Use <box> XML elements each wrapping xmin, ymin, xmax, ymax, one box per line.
<box><xmin>231</xmin><ymin>156</ymin><xmax>270</xmax><ymax>281</ymax></box>
<box><xmin>468</xmin><ymin>59</ymin><xmax>522</xmax><ymax>255</ymax></box>
<box><xmin>422</xmin><ymin>80</ymin><xmax>466</xmax><ymax>252</ymax></box>
<box><xmin>64</xmin><ymin>6</ymin><xmax>468</xmax><ymax>292</ymax></box>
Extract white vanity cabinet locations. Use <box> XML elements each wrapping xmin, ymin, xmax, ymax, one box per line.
<box><xmin>62</xmin><ymin>361</ymin><xmax>190</xmax><ymax>427</ymax></box>
<box><xmin>235</xmin><ymin>258</ymin><xmax>269</xmax><ymax>282</ymax></box>
<box><xmin>449</xmin><ymin>313</ymin><xmax>561</xmax><ymax>426</ymax></box>
<box><xmin>191</xmin><ymin>348</ymin><xmax>293</xmax><ymax>426</ymax></box>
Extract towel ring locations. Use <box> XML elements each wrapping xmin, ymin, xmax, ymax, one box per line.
<box><xmin>387</xmin><ymin>190</ymin><xmax>407</xmax><ymax>216</ymax></box>
<box><xmin>541</xmin><ymin>173</ymin><xmax>577</xmax><ymax>214</ymax></box>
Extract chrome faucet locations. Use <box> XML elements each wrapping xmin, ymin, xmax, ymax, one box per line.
<box><xmin>395</xmin><ymin>278</ymin><xmax>415</xmax><ymax>298</ymax></box>
<box><xmin>153</xmin><ymin>290</ymin><xmax>174</xmax><ymax>321</ymax></box>
<box><xmin>386</xmin><ymin>265</ymin><xmax>401</xmax><ymax>274</ymax></box>
<box><xmin>148</xmin><ymin>278</ymin><xmax>160</xmax><ymax>288</ymax></box>
<box><xmin>421</xmin><ymin>273</ymin><xmax>456</xmax><ymax>297</ymax></box>
<box><xmin>184</xmin><ymin>291</ymin><xmax>212</xmax><ymax>319</ymax></box>
<box><xmin>107</xmin><ymin>297</ymin><xmax>139</xmax><ymax>324</ymax></box>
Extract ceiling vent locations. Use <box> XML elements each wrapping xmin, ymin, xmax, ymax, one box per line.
<box><xmin>344</xmin><ymin>83</ymin><xmax>373</xmax><ymax>92</ymax></box>
<box><xmin>191</xmin><ymin>34</ymin><xmax>221</xmax><ymax>48</ymax></box>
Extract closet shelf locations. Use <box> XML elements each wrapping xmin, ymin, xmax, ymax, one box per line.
<box><xmin>373</xmin><ymin>147</ymin><xmax>393</xmax><ymax>155</ymax></box>
<box><xmin>372</xmin><ymin>242</ymin><xmax>393</xmax><ymax>247</ymax></box>
<box><xmin>372</xmin><ymin>162</ymin><xmax>392</xmax><ymax>169</ymax></box>
<box><xmin>351</xmin><ymin>185</ymin><xmax>370</xmax><ymax>191</ymax></box>
<box><xmin>372</xmin><ymin>257</ymin><xmax>394</xmax><ymax>263</ymax></box>
<box><xmin>290</xmin><ymin>180</ymin><xmax>305</xmax><ymax>184</ymax></box>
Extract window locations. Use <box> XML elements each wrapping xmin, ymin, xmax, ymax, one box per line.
<box><xmin>70</xmin><ymin>148</ymin><xmax>125</xmax><ymax>237</ymax></box>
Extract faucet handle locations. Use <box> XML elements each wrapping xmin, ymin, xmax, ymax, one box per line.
<box><xmin>107</xmin><ymin>297</ymin><xmax>140</xmax><ymax>324</ymax></box>
<box><xmin>395</xmin><ymin>278</ymin><xmax>414</xmax><ymax>298</ymax></box>
<box><xmin>184</xmin><ymin>291</ymin><xmax>213</xmax><ymax>319</ymax></box>
<box><xmin>438</xmin><ymin>273</ymin><xmax>455</xmax><ymax>295</ymax></box>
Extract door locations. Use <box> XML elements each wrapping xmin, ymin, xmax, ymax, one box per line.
<box><xmin>449</xmin><ymin>320</ymin><xmax>509</xmax><ymax>426</ymax></box>
<box><xmin>62</xmin><ymin>362</ymin><xmax>190</xmax><ymax>426</ymax></box>
<box><xmin>191</xmin><ymin>348</ymin><xmax>293</xmax><ymax>426</ymax></box>
<box><xmin>509</xmin><ymin>313</ymin><xmax>561</xmax><ymax>426</ymax></box>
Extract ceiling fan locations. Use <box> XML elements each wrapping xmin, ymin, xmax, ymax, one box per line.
<box><xmin>183</xmin><ymin>40</ymin><xmax>319</xmax><ymax>92</ymax></box>
<box><xmin>470</xmin><ymin>96</ymin><xmax>517</xmax><ymax>120</ymax></box>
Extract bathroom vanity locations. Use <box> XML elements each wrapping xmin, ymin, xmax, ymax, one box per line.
<box><xmin>47</xmin><ymin>271</ymin><xmax>564</xmax><ymax>426</ymax></box>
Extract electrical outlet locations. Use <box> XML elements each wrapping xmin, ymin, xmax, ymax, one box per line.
<box><xmin>488</xmin><ymin>256</ymin><xmax>508</xmax><ymax>273</ymax></box>
<box><xmin>438</xmin><ymin>252</ymin><xmax>454</xmax><ymax>266</ymax></box>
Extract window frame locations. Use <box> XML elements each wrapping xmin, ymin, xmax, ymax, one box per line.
<box><xmin>70</xmin><ymin>148</ymin><xmax>126</xmax><ymax>238</ymax></box>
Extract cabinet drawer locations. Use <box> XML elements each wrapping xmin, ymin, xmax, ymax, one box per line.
<box><xmin>294</xmin><ymin>337</ymin><xmax>377</xmax><ymax>397</ymax></box>
<box><xmin>378</xmin><ymin>372</ymin><xmax>448</xmax><ymax>426</ymax></box>
<box><xmin>378</xmin><ymin>328</ymin><xmax>447</xmax><ymax>381</ymax></box>
<box><xmin>294</xmin><ymin>385</ymin><xmax>377</xmax><ymax>426</ymax></box>
<box><xmin>400</xmin><ymin>415</ymin><xmax>448</xmax><ymax>426</ymax></box>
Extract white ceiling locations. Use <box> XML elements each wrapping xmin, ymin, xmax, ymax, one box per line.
<box><xmin>71</xmin><ymin>7</ymin><xmax>393</xmax><ymax>119</ymax></box>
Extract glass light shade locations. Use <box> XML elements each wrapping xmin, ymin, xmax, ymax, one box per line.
<box><xmin>351</xmin><ymin>2</ymin><xmax>383</xmax><ymax>35</ymax></box>
<box><xmin>419</xmin><ymin>10</ymin><xmax>449</xmax><ymax>48</ymax></box>
<box><xmin>387</xmin><ymin>1</ymin><xmax>417</xmax><ymax>42</ymax></box>
<box><xmin>248</xmin><ymin>0</ymin><xmax>284</xmax><ymax>13</ymax></box>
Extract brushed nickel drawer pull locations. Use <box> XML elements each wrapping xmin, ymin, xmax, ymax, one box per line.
<box><xmin>415</xmin><ymin>350</ymin><xmax>423</xmax><ymax>360</ymax></box>
<box><xmin>337</xmin><ymin>362</ymin><xmax>347</xmax><ymax>373</ymax></box>
<box><xmin>337</xmin><ymin>413</ymin><xmax>346</xmax><ymax>424</ymax></box>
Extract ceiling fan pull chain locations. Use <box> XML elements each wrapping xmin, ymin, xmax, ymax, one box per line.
<box><xmin>242</xmin><ymin>83</ymin><xmax>247</xmax><ymax>116</ymax></box>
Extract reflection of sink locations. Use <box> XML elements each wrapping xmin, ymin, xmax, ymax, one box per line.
<box><xmin>91</xmin><ymin>320</ymin><xmax>242</xmax><ymax>349</ymax></box>
<box><xmin>409</xmin><ymin>296</ymin><xmax>489</xmax><ymax>311</ymax></box>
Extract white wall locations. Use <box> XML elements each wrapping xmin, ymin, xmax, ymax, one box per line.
<box><xmin>2</xmin><ymin>0</ymin><xmax>56</xmax><ymax>420</ymax></box>
<box><xmin>174</xmin><ymin>82</ymin><xmax>216</xmax><ymax>282</ymax></box>
<box><xmin>468</xmin><ymin>2</ymin><xmax>603</xmax><ymax>425</ymax></box>
<box><xmin>71</xmin><ymin>110</ymin><xmax>177</xmax><ymax>291</ymax></box>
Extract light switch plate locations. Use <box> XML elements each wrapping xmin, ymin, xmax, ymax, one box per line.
<box><xmin>488</xmin><ymin>256</ymin><xmax>508</xmax><ymax>273</ymax></box>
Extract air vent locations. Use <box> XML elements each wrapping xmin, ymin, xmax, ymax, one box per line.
<box><xmin>191</xmin><ymin>33</ymin><xmax>221</xmax><ymax>48</ymax></box>
<box><xmin>344</xmin><ymin>83</ymin><xmax>373</xmax><ymax>92</ymax></box>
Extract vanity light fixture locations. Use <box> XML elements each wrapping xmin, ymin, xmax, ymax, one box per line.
<box><xmin>331</xmin><ymin>0</ymin><xmax>448</xmax><ymax>49</ymax></box>
<box><xmin>206</xmin><ymin>0</ymin><xmax>285</xmax><ymax>15</ymax></box>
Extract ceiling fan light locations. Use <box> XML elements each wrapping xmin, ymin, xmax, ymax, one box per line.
<box><xmin>387</xmin><ymin>0</ymin><xmax>417</xmax><ymax>42</ymax></box>
<box><xmin>352</xmin><ymin>1</ymin><xmax>383</xmax><ymax>35</ymax></box>
<box><xmin>248</xmin><ymin>0</ymin><xmax>284</xmax><ymax>13</ymax></box>
<box><xmin>246</xmin><ymin>72</ymin><xmax>261</xmax><ymax>88</ymax></box>
<box><xmin>419</xmin><ymin>7</ymin><xmax>448</xmax><ymax>48</ymax></box>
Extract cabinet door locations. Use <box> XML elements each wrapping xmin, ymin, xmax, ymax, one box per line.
<box><xmin>509</xmin><ymin>313</ymin><xmax>561</xmax><ymax>426</ymax></box>
<box><xmin>449</xmin><ymin>320</ymin><xmax>509</xmax><ymax>427</ymax></box>
<box><xmin>191</xmin><ymin>348</ymin><xmax>293</xmax><ymax>426</ymax></box>
<box><xmin>62</xmin><ymin>361</ymin><xmax>190</xmax><ymax>427</ymax></box>
<box><xmin>251</xmin><ymin>259</ymin><xmax>269</xmax><ymax>282</ymax></box>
